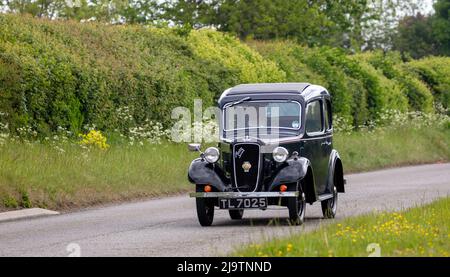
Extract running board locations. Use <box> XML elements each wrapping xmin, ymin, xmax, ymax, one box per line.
<box><xmin>318</xmin><ymin>194</ymin><xmax>333</xmax><ymax>201</ymax></box>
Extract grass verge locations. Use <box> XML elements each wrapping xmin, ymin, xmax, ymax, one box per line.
<box><xmin>0</xmin><ymin>143</ymin><xmax>197</xmax><ymax>211</ymax></box>
<box><xmin>233</xmin><ymin>197</ymin><xmax>450</xmax><ymax>257</ymax></box>
<box><xmin>335</xmin><ymin>126</ymin><xmax>450</xmax><ymax>172</ymax></box>
<box><xmin>0</xmin><ymin>126</ymin><xmax>449</xmax><ymax>211</ymax></box>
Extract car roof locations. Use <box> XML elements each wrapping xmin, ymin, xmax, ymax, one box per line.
<box><xmin>225</xmin><ymin>83</ymin><xmax>311</xmax><ymax>95</ymax></box>
<box><xmin>218</xmin><ymin>83</ymin><xmax>329</xmax><ymax>106</ymax></box>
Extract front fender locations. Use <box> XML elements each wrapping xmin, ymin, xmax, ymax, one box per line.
<box><xmin>268</xmin><ymin>157</ymin><xmax>311</xmax><ymax>191</ymax></box>
<box><xmin>327</xmin><ymin>150</ymin><xmax>345</xmax><ymax>193</ymax></box>
<box><xmin>188</xmin><ymin>158</ymin><xmax>229</xmax><ymax>192</ymax></box>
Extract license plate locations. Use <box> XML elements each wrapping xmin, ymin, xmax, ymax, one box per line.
<box><xmin>219</xmin><ymin>198</ymin><xmax>267</xmax><ymax>209</ymax></box>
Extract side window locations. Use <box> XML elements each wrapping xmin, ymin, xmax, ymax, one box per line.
<box><xmin>305</xmin><ymin>100</ymin><xmax>323</xmax><ymax>134</ymax></box>
<box><xmin>324</xmin><ymin>99</ymin><xmax>332</xmax><ymax>130</ymax></box>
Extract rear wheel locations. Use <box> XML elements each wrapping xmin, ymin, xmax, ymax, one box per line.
<box><xmin>196</xmin><ymin>198</ymin><xmax>215</xmax><ymax>226</ymax></box>
<box><xmin>321</xmin><ymin>186</ymin><xmax>337</xmax><ymax>218</ymax></box>
<box><xmin>229</xmin><ymin>209</ymin><xmax>244</xmax><ymax>220</ymax></box>
<box><xmin>288</xmin><ymin>192</ymin><xmax>306</xmax><ymax>225</ymax></box>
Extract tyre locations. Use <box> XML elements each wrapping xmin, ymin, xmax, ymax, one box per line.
<box><xmin>288</xmin><ymin>192</ymin><xmax>306</xmax><ymax>225</ymax></box>
<box><xmin>196</xmin><ymin>198</ymin><xmax>215</xmax><ymax>226</ymax></box>
<box><xmin>229</xmin><ymin>209</ymin><xmax>244</xmax><ymax>220</ymax></box>
<box><xmin>321</xmin><ymin>186</ymin><xmax>337</xmax><ymax>218</ymax></box>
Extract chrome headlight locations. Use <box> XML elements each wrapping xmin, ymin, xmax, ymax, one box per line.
<box><xmin>272</xmin><ymin>147</ymin><xmax>289</xmax><ymax>163</ymax></box>
<box><xmin>204</xmin><ymin>147</ymin><xmax>220</xmax><ymax>163</ymax></box>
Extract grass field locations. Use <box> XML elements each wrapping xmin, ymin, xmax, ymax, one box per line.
<box><xmin>233</xmin><ymin>197</ymin><xmax>450</xmax><ymax>257</ymax></box>
<box><xmin>0</xmin><ymin>126</ymin><xmax>449</xmax><ymax>211</ymax></box>
<box><xmin>335</xmin><ymin>126</ymin><xmax>450</xmax><ymax>172</ymax></box>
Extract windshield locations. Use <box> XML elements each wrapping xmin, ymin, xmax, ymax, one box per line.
<box><xmin>223</xmin><ymin>101</ymin><xmax>301</xmax><ymax>131</ymax></box>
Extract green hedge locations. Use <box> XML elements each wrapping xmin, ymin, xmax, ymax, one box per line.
<box><xmin>188</xmin><ymin>31</ymin><xmax>286</xmax><ymax>86</ymax></box>
<box><xmin>249</xmin><ymin>41</ymin><xmax>411</xmax><ymax>126</ymax></box>
<box><xmin>0</xmin><ymin>14</ymin><xmax>448</xmax><ymax>135</ymax></box>
<box><xmin>250</xmin><ymin>41</ymin><xmax>442</xmax><ymax>124</ymax></box>
<box><xmin>361</xmin><ymin>51</ymin><xmax>435</xmax><ymax>113</ymax></box>
<box><xmin>0</xmin><ymin>15</ymin><xmax>241</xmax><ymax>135</ymax></box>
<box><xmin>405</xmin><ymin>56</ymin><xmax>450</xmax><ymax>111</ymax></box>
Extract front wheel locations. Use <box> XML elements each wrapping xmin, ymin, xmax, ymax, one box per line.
<box><xmin>229</xmin><ymin>209</ymin><xmax>244</xmax><ymax>220</ymax></box>
<box><xmin>288</xmin><ymin>192</ymin><xmax>306</xmax><ymax>225</ymax></box>
<box><xmin>321</xmin><ymin>186</ymin><xmax>338</xmax><ymax>218</ymax></box>
<box><xmin>196</xmin><ymin>198</ymin><xmax>215</xmax><ymax>226</ymax></box>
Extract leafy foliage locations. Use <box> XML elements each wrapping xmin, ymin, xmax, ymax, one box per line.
<box><xmin>361</xmin><ymin>51</ymin><xmax>434</xmax><ymax>113</ymax></box>
<box><xmin>405</xmin><ymin>56</ymin><xmax>450</xmax><ymax>111</ymax></box>
<box><xmin>0</xmin><ymin>14</ymin><xmax>448</xmax><ymax>135</ymax></box>
<box><xmin>393</xmin><ymin>14</ymin><xmax>439</xmax><ymax>59</ymax></box>
<box><xmin>250</xmin><ymin>41</ymin><xmax>412</xmax><ymax>126</ymax></box>
<box><xmin>0</xmin><ymin>14</ymin><xmax>242</xmax><ymax>134</ymax></box>
<box><xmin>393</xmin><ymin>0</ymin><xmax>450</xmax><ymax>58</ymax></box>
<box><xmin>1</xmin><ymin>0</ymin><xmax>448</xmax><ymax>58</ymax></box>
<box><xmin>188</xmin><ymin>30</ymin><xmax>286</xmax><ymax>85</ymax></box>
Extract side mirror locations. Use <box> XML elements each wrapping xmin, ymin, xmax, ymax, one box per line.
<box><xmin>188</xmin><ymin>143</ymin><xmax>201</xmax><ymax>152</ymax></box>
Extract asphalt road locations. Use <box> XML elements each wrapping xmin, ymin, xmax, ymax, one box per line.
<box><xmin>0</xmin><ymin>163</ymin><xmax>449</xmax><ymax>257</ymax></box>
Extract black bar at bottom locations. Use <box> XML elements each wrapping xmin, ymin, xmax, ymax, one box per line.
<box><xmin>0</xmin><ymin>257</ymin><xmax>448</xmax><ymax>275</ymax></box>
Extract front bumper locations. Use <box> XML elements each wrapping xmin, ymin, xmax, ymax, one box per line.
<box><xmin>189</xmin><ymin>191</ymin><xmax>299</xmax><ymax>198</ymax></box>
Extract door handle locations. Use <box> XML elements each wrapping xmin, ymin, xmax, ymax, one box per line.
<box><xmin>321</xmin><ymin>142</ymin><xmax>331</xmax><ymax>146</ymax></box>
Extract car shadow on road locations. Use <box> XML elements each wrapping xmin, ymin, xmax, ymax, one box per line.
<box><xmin>211</xmin><ymin>216</ymin><xmax>325</xmax><ymax>227</ymax></box>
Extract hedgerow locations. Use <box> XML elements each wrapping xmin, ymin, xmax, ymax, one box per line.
<box><xmin>249</xmin><ymin>41</ymin><xmax>412</xmax><ymax>126</ymax></box>
<box><xmin>0</xmin><ymin>14</ymin><xmax>448</xmax><ymax>136</ymax></box>
<box><xmin>187</xmin><ymin>30</ymin><xmax>286</xmax><ymax>85</ymax></box>
<box><xmin>405</xmin><ymin>56</ymin><xmax>450</xmax><ymax>111</ymax></box>
<box><xmin>362</xmin><ymin>51</ymin><xmax>434</xmax><ymax>113</ymax></box>
<box><xmin>249</xmin><ymin>41</ymin><xmax>355</xmax><ymax>122</ymax></box>
<box><xmin>0</xmin><ymin>15</ymin><xmax>238</xmax><ymax>135</ymax></box>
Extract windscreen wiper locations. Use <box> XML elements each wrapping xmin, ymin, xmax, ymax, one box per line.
<box><xmin>229</xmin><ymin>97</ymin><xmax>251</xmax><ymax>107</ymax></box>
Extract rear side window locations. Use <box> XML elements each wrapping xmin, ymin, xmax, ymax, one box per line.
<box><xmin>324</xmin><ymin>99</ymin><xmax>332</xmax><ymax>130</ymax></box>
<box><xmin>305</xmin><ymin>100</ymin><xmax>323</xmax><ymax>134</ymax></box>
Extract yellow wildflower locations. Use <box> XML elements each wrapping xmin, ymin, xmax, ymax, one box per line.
<box><xmin>79</xmin><ymin>130</ymin><xmax>110</xmax><ymax>150</ymax></box>
<box><xmin>286</xmin><ymin>243</ymin><xmax>293</xmax><ymax>252</ymax></box>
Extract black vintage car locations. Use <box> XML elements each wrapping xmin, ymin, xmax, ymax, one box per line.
<box><xmin>188</xmin><ymin>83</ymin><xmax>345</xmax><ymax>226</ymax></box>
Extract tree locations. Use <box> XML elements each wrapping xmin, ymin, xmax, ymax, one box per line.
<box><xmin>392</xmin><ymin>0</ymin><xmax>450</xmax><ymax>58</ymax></box>
<box><xmin>362</xmin><ymin>0</ymin><xmax>429</xmax><ymax>51</ymax></box>
<box><xmin>120</xmin><ymin>0</ymin><xmax>160</xmax><ymax>24</ymax></box>
<box><xmin>431</xmin><ymin>0</ymin><xmax>450</xmax><ymax>56</ymax></box>
<box><xmin>210</xmin><ymin>0</ymin><xmax>371</xmax><ymax>50</ymax></box>
<box><xmin>3</xmin><ymin>0</ymin><xmax>68</xmax><ymax>18</ymax></box>
<box><xmin>212</xmin><ymin>0</ymin><xmax>321</xmax><ymax>40</ymax></box>
<box><xmin>160</xmin><ymin>0</ymin><xmax>215</xmax><ymax>28</ymax></box>
<box><xmin>0</xmin><ymin>0</ymin><xmax>161</xmax><ymax>23</ymax></box>
<box><xmin>393</xmin><ymin>13</ymin><xmax>438</xmax><ymax>58</ymax></box>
